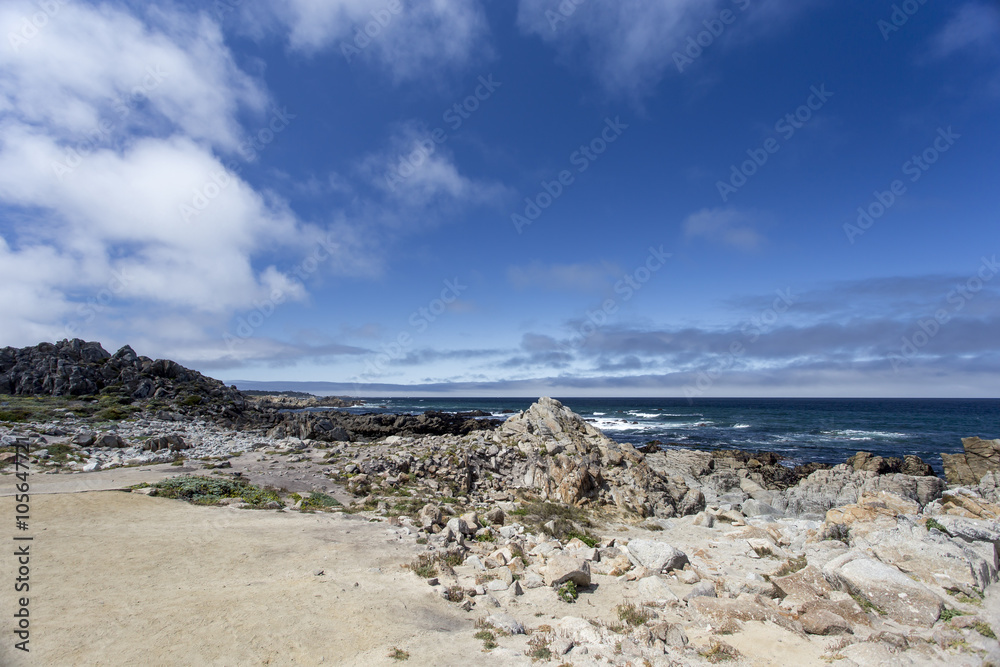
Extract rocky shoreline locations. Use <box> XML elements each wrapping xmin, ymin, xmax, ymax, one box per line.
<box><xmin>4</xmin><ymin>340</ymin><xmax>1000</xmax><ymax>665</ymax></box>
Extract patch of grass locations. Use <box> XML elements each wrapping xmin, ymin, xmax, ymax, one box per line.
<box><xmin>415</xmin><ymin>537</ymin><xmax>428</xmax><ymax>545</ymax></box>
<box><xmin>143</xmin><ymin>475</ymin><xmax>280</xmax><ymax>508</ymax></box>
<box><xmin>925</xmin><ymin>517</ymin><xmax>950</xmax><ymax>535</ymax></box>
<box><xmin>565</xmin><ymin>531</ymin><xmax>599</xmax><ymax>547</ymax></box>
<box><xmin>770</xmin><ymin>556</ymin><xmax>807</xmax><ymax>579</ymax></box>
<box><xmin>750</xmin><ymin>543</ymin><xmax>779</xmax><ymax>559</ymax></box>
<box><xmin>301</xmin><ymin>491</ymin><xmax>341</xmax><ymax>510</ymax></box>
<box><xmin>616</xmin><ymin>602</ymin><xmax>653</xmax><ymax>626</ymax></box>
<box><xmin>975</xmin><ymin>621</ymin><xmax>997</xmax><ymax>639</ymax></box>
<box><xmin>556</xmin><ymin>580</ymin><xmax>578</xmax><ymax>603</ymax></box>
<box><xmin>407</xmin><ymin>553</ymin><xmax>438</xmax><ymax>579</ymax></box>
<box><xmin>180</xmin><ymin>394</ymin><xmax>202</xmax><ymax>406</ymax></box>
<box><xmin>95</xmin><ymin>406</ymin><xmax>135</xmax><ymax>421</ymax></box>
<box><xmin>474</xmin><ymin>630</ymin><xmax>498</xmax><ymax>650</ymax></box>
<box><xmin>388</xmin><ymin>647</ymin><xmax>409</xmax><ymax>660</ymax></box>
<box><xmin>948</xmin><ymin>589</ymin><xmax>984</xmax><ymax>606</ymax></box>
<box><xmin>940</xmin><ymin>608</ymin><xmax>967</xmax><ymax>622</ymax></box>
<box><xmin>0</xmin><ymin>408</ymin><xmax>31</xmax><ymax>422</ymax></box>
<box><xmin>475</xmin><ymin>532</ymin><xmax>497</xmax><ymax>543</ymax></box>
<box><xmin>526</xmin><ymin>634</ymin><xmax>552</xmax><ymax>661</ymax></box>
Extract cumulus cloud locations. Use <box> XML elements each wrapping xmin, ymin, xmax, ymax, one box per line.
<box><xmin>358</xmin><ymin>120</ymin><xmax>507</xmax><ymax>213</ymax></box>
<box><xmin>241</xmin><ymin>0</ymin><xmax>492</xmax><ymax>82</ymax></box>
<box><xmin>931</xmin><ymin>2</ymin><xmax>1000</xmax><ymax>59</ymax></box>
<box><xmin>0</xmin><ymin>1</ymin><xmax>342</xmax><ymax>354</ymax></box>
<box><xmin>683</xmin><ymin>207</ymin><xmax>764</xmax><ymax>250</ymax></box>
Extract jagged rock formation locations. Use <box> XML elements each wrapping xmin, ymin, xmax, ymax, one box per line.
<box><xmin>0</xmin><ymin>339</ymin><xmax>248</xmax><ymax>423</ymax></box>
<box><xmin>942</xmin><ymin>436</ymin><xmax>1000</xmax><ymax>486</ymax></box>
<box><xmin>493</xmin><ymin>397</ymin><xmax>703</xmax><ymax>518</ymax></box>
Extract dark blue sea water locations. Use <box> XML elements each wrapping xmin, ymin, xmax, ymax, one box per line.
<box><xmin>322</xmin><ymin>397</ymin><xmax>1000</xmax><ymax>475</ymax></box>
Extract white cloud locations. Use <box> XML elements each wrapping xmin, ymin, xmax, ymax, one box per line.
<box><xmin>0</xmin><ymin>1</ymin><xmax>267</xmax><ymax>151</ymax></box>
<box><xmin>507</xmin><ymin>260</ymin><xmax>621</xmax><ymax>292</ymax></box>
<box><xmin>517</xmin><ymin>0</ymin><xmax>811</xmax><ymax>100</ymax></box>
<box><xmin>0</xmin><ymin>1</ymin><xmax>348</xmax><ymax>354</ymax></box>
<box><xmin>683</xmin><ymin>207</ymin><xmax>764</xmax><ymax>250</ymax></box>
<box><xmin>242</xmin><ymin>0</ymin><xmax>491</xmax><ymax>82</ymax></box>
<box><xmin>359</xmin><ymin>121</ymin><xmax>506</xmax><ymax>211</ymax></box>
<box><xmin>931</xmin><ymin>2</ymin><xmax>1000</xmax><ymax>59</ymax></box>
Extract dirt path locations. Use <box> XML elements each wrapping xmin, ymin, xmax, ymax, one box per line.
<box><xmin>0</xmin><ymin>491</ymin><xmax>515</xmax><ymax>667</ymax></box>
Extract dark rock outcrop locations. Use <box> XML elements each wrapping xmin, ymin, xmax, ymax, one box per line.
<box><xmin>0</xmin><ymin>339</ymin><xmax>248</xmax><ymax>424</ymax></box>
<box><xmin>268</xmin><ymin>410</ymin><xmax>501</xmax><ymax>442</ymax></box>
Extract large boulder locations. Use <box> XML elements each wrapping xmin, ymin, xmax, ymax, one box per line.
<box><xmin>822</xmin><ymin>552</ymin><xmax>942</xmax><ymax>627</ymax></box>
<box><xmin>942</xmin><ymin>437</ymin><xmax>1000</xmax><ymax>486</ymax></box>
<box><xmin>625</xmin><ymin>539</ymin><xmax>689</xmax><ymax>573</ymax></box>
<box><xmin>543</xmin><ymin>555</ymin><xmax>591</xmax><ymax>587</ymax></box>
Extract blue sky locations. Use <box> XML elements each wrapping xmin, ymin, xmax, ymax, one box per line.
<box><xmin>1</xmin><ymin>0</ymin><xmax>998</xmax><ymax>397</ymax></box>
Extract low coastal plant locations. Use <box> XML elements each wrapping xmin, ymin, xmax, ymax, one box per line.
<box><xmin>771</xmin><ymin>556</ymin><xmax>807</xmax><ymax>578</ymax></box>
<box><xmin>300</xmin><ymin>492</ymin><xmax>342</xmax><ymax>511</ymax></box>
<box><xmin>974</xmin><ymin>621</ymin><xmax>996</xmax><ymax>639</ymax></box>
<box><xmin>940</xmin><ymin>608</ymin><xmax>967</xmax><ymax>622</ymax></box>
<box><xmin>474</xmin><ymin>630</ymin><xmax>498</xmax><ymax>650</ymax></box>
<box><xmin>526</xmin><ymin>633</ymin><xmax>552</xmax><ymax>661</ymax></box>
<box><xmin>616</xmin><ymin>602</ymin><xmax>653</xmax><ymax>626</ymax></box>
<box><xmin>407</xmin><ymin>553</ymin><xmax>438</xmax><ymax>579</ymax></box>
<box><xmin>388</xmin><ymin>647</ymin><xmax>409</xmax><ymax>660</ymax></box>
<box><xmin>141</xmin><ymin>475</ymin><xmax>280</xmax><ymax>508</ymax></box>
<box><xmin>556</xmin><ymin>580</ymin><xmax>578</xmax><ymax>603</ymax></box>
<box><xmin>925</xmin><ymin>517</ymin><xmax>950</xmax><ymax>535</ymax></box>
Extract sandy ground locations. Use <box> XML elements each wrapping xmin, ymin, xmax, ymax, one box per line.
<box><xmin>0</xmin><ymin>490</ymin><xmax>504</xmax><ymax>667</ymax></box>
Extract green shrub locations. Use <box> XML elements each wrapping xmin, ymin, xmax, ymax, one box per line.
<box><xmin>557</xmin><ymin>580</ymin><xmax>578</xmax><ymax>603</ymax></box>
<box><xmin>301</xmin><ymin>491</ymin><xmax>341</xmax><ymax>509</ymax></box>
<box><xmin>616</xmin><ymin>602</ymin><xmax>653</xmax><ymax>626</ymax></box>
<box><xmin>145</xmin><ymin>475</ymin><xmax>280</xmax><ymax>507</ymax></box>
<box><xmin>0</xmin><ymin>409</ymin><xmax>31</xmax><ymax>422</ymax></box>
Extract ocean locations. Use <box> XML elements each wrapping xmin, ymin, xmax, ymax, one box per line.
<box><xmin>325</xmin><ymin>397</ymin><xmax>1000</xmax><ymax>475</ymax></box>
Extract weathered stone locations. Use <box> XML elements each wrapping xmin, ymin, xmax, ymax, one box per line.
<box><xmin>418</xmin><ymin>503</ymin><xmax>443</xmax><ymax>529</ymax></box>
<box><xmin>800</xmin><ymin>608</ymin><xmax>852</xmax><ymax>635</ymax></box>
<box><xmin>689</xmin><ymin>593</ymin><xmax>802</xmax><ymax>633</ymax></box>
<box><xmin>942</xmin><ymin>437</ymin><xmax>1000</xmax><ymax>486</ymax></box>
<box><xmin>96</xmin><ymin>433</ymin><xmax>126</xmax><ymax>448</ymax></box>
<box><xmin>649</xmin><ymin>622</ymin><xmax>688</xmax><ymax>647</ymax></box>
<box><xmin>823</xmin><ymin>553</ymin><xmax>942</xmax><ymax>627</ymax></box>
<box><xmin>484</xmin><ymin>507</ymin><xmax>505</xmax><ymax>525</ymax></box>
<box><xmin>73</xmin><ymin>431</ymin><xmax>95</xmax><ymax>447</ymax></box>
<box><xmin>771</xmin><ymin>565</ymin><xmax>832</xmax><ymax>601</ymax></box>
<box><xmin>684</xmin><ymin>580</ymin><xmax>716</xmax><ymax>601</ymax></box>
<box><xmin>625</xmin><ymin>539</ymin><xmax>689</xmax><ymax>573</ymax></box>
<box><xmin>634</xmin><ymin>575</ymin><xmax>680</xmax><ymax>604</ymax></box>
<box><xmin>543</xmin><ymin>555</ymin><xmax>591</xmax><ymax>588</ymax></box>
